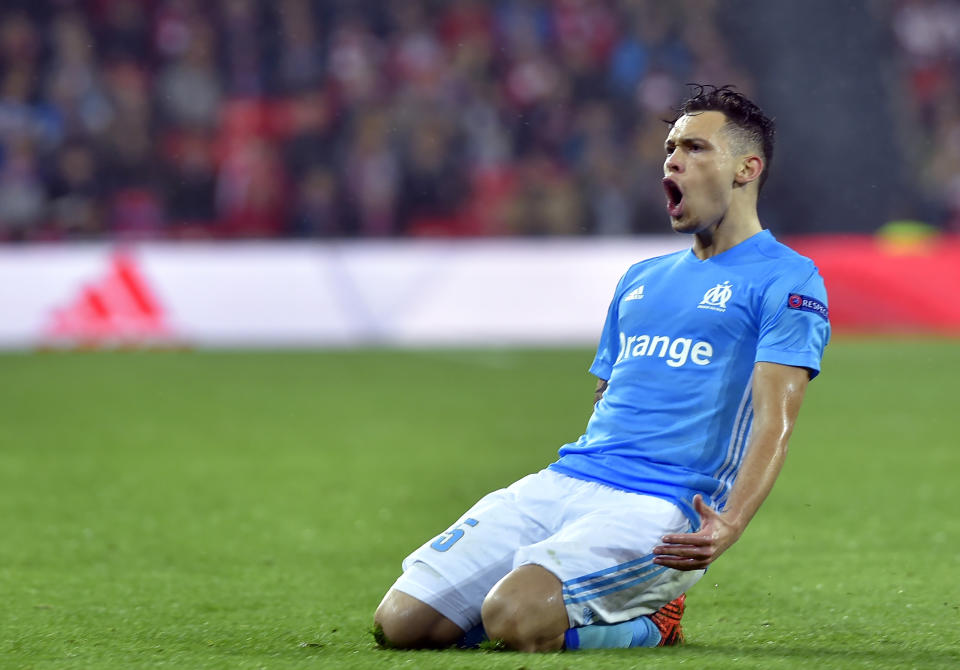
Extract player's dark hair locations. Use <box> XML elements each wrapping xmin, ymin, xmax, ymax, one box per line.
<box><xmin>672</xmin><ymin>84</ymin><xmax>776</xmax><ymax>191</ymax></box>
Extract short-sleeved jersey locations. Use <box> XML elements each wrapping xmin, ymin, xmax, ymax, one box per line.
<box><xmin>549</xmin><ymin>230</ymin><xmax>830</xmax><ymax>527</ymax></box>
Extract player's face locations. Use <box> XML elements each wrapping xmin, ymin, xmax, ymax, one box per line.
<box><xmin>662</xmin><ymin>111</ymin><xmax>740</xmax><ymax>234</ymax></box>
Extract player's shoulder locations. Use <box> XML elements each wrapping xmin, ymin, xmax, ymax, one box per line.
<box><xmin>754</xmin><ymin>231</ymin><xmax>820</xmax><ymax>278</ymax></box>
<box><xmin>622</xmin><ymin>248</ymin><xmax>688</xmax><ymax>277</ymax></box>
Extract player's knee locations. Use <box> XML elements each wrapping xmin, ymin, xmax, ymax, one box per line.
<box><xmin>373</xmin><ymin>590</ymin><xmax>461</xmax><ymax>649</ymax></box>
<box><xmin>481</xmin><ymin>566</ymin><xmax>566</xmax><ymax>652</ymax></box>
<box><xmin>372</xmin><ymin>600</ymin><xmax>428</xmax><ymax>649</ymax></box>
<box><xmin>482</xmin><ymin>592</ymin><xmax>534</xmax><ymax>651</ymax></box>
<box><xmin>481</xmin><ymin>592</ymin><xmax>557</xmax><ymax>652</ymax></box>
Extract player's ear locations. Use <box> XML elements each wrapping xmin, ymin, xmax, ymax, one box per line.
<box><xmin>734</xmin><ymin>155</ymin><xmax>763</xmax><ymax>186</ymax></box>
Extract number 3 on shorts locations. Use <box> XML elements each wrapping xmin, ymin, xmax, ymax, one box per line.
<box><xmin>429</xmin><ymin>518</ymin><xmax>479</xmax><ymax>552</ymax></box>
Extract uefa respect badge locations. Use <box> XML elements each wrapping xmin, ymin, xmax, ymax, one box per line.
<box><xmin>787</xmin><ymin>293</ymin><xmax>829</xmax><ymax>321</ymax></box>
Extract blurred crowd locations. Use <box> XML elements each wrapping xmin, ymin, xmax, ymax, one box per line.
<box><xmin>0</xmin><ymin>0</ymin><xmax>956</xmax><ymax>241</ymax></box>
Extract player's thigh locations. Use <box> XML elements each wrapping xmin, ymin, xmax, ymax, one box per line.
<box><xmin>391</xmin><ymin>472</ymin><xmax>560</xmax><ymax>631</ymax></box>
<box><xmin>515</xmin><ymin>488</ymin><xmax>705</xmax><ymax>627</ymax></box>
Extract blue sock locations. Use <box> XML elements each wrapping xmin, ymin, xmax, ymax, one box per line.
<box><xmin>564</xmin><ymin>616</ymin><xmax>662</xmax><ymax>650</ymax></box>
<box><xmin>457</xmin><ymin>624</ymin><xmax>488</xmax><ymax>648</ymax></box>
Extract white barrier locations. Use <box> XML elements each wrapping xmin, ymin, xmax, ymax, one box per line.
<box><xmin>0</xmin><ymin>238</ymin><xmax>688</xmax><ymax>349</ymax></box>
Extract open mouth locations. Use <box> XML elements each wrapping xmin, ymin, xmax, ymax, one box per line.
<box><xmin>663</xmin><ymin>178</ymin><xmax>683</xmax><ymax>217</ymax></box>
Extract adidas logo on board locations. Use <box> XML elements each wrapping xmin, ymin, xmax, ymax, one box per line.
<box><xmin>44</xmin><ymin>253</ymin><xmax>175</xmax><ymax>348</ymax></box>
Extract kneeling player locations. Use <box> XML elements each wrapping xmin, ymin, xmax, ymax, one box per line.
<box><xmin>374</xmin><ymin>85</ymin><xmax>830</xmax><ymax>652</ymax></box>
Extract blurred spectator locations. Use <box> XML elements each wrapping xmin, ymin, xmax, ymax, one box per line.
<box><xmin>157</xmin><ymin>15</ymin><xmax>221</xmax><ymax>128</ymax></box>
<box><xmin>387</xmin><ymin>3</ymin><xmax>446</xmax><ymax>100</ymax></box>
<box><xmin>439</xmin><ymin>0</ymin><xmax>492</xmax><ymax>58</ymax></box>
<box><xmin>219</xmin><ymin>0</ymin><xmax>267</xmax><ymax>96</ymax></box>
<box><xmin>289</xmin><ymin>165</ymin><xmax>343</xmax><ymax>236</ymax></box>
<box><xmin>275</xmin><ymin>0</ymin><xmax>324</xmax><ymax>93</ymax></box>
<box><xmin>0</xmin><ymin>13</ymin><xmax>61</xmax><ymax>159</ymax></box>
<box><xmin>923</xmin><ymin>94</ymin><xmax>960</xmax><ymax>231</ymax></box>
<box><xmin>99</xmin><ymin>61</ymin><xmax>152</xmax><ymax>174</ymax></box>
<box><xmin>327</xmin><ymin>13</ymin><xmax>384</xmax><ymax>106</ymax></box>
<box><xmin>281</xmin><ymin>89</ymin><xmax>340</xmax><ymax>180</ymax></box>
<box><xmin>626</xmin><ymin>114</ymin><xmax>679</xmax><ymax>233</ymax></box>
<box><xmin>216</xmin><ymin>137</ymin><xmax>288</xmax><ymax>237</ymax></box>
<box><xmin>0</xmin><ymin>137</ymin><xmax>45</xmax><ymax>239</ymax></box>
<box><xmin>110</xmin><ymin>186</ymin><xmax>165</xmax><ymax>240</ymax></box>
<box><xmin>162</xmin><ymin>130</ymin><xmax>217</xmax><ymax>236</ymax></box>
<box><xmin>343</xmin><ymin>108</ymin><xmax>399</xmax><ymax>236</ymax></box>
<box><xmin>503</xmin><ymin>153</ymin><xmax>581</xmax><ymax>235</ymax></box>
<box><xmin>608</xmin><ymin>3</ymin><xmax>690</xmax><ymax>104</ymax></box>
<box><xmin>0</xmin><ymin>11</ymin><xmax>40</xmax><ymax>66</ymax></box>
<box><xmin>47</xmin><ymin>141</ymin><xmax>104</xmax><ymax>238</ymax></box>
<box><xmin>573</xmin><ymin>102</ymin><xmax>631</xmax><ymax>234</ymax></box>
<box><xmin>552</xmin><ymin>0</ymin><xmax>617</xmax><ymax>102</ymax></box>
<box><xmin>397</xmin><ymin>115</ymin><xmax>468</xmax><ymax>234</ymax></box>
<box><xmin>98</xmin><ymin>0</ymin><xmax>153</xmax><ymax>64</ymax></box>
<box><xmin>458</xmin><ymin>79</ymin><xmax>512</xmax><ymax>172</ymax></box>
<box><xmin>892</xmin><ymin>0</ymin><xmax>960</xmax><ymax>126</ymax></box>
<box><xmin>45</xmin><ymin>11</ymin><xmax>113</xmax><ymax>139</ymax></box>
<box><xmin>0</xmin><ymin>64</ymin><xmax>61</xmax><ymax>159</ymax></box>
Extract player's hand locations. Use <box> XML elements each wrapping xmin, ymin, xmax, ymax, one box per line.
<box><xmin>652</xmin><ymin>495</ymin><xmax>742</xmax><ymax>571</ymax></box>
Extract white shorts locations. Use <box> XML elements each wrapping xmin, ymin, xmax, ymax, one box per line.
<box><xmin>390</xmin><ymin>469</ymin><xmax>705</xmax><ymax>632</ymax></box>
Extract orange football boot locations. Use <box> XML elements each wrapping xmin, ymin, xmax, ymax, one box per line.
<box><xmin>650</xmin><ymin>594</ymin><xmax>686</xmax><ymax>646</ymax></box>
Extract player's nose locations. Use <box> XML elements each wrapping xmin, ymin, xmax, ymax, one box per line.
<box><xmin>664</xmin><ymin>153</ymin><xmax>683</xmax><ymax>175</ymax></box>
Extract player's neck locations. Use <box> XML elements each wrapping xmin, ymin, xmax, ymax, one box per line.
<box><xmin>691</xmin><ymin>199</ymin><xmax>762</xmax><ymax>260</ymax></box>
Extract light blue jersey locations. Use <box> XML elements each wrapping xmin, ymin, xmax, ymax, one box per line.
<box><xmin>549</xmin><ymin>230</ymin><xmax>830</xmax><ymax>526</ymax></box>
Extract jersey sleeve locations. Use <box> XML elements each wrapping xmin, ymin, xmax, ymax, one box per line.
<box><xmin>755</xmin><ymin>265</ymin><xmax>831</xmax><ymax>378</ymax></box>
<box><xmin>588</xmin><ymin>272</ymin><xmax>628</xmax><ymax>380</ymax></box>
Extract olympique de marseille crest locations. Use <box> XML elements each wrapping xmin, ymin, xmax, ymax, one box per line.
<box><xmin>698</xmin><ymin>281</ymin><xmax>733</xmax><ymax>312</ymax></box>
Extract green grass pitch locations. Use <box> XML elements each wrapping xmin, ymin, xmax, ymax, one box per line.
<box><xmin>1</xmin><ymin>338</ymin><xmax>958</xmax><ymax>669</ymax></box>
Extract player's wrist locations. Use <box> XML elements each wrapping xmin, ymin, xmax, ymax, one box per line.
<box><xmin>718</xmin><ymin>510</ymin><xmax>749</xmax><ymax>536</ymax></box>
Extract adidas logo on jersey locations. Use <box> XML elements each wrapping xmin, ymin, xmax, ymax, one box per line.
<box><xmin>624</xmin><ymin>286</ymin><xmax>645</xmax><ymax>301</ymax></box>
<box><xmin>616</xmin><ymin>332</ymin><xmax>714</xmax><ymax>368</ymax></box>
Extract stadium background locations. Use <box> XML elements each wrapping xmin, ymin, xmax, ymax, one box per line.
<box><xmin>1</xmin><ymin>2</ymin><xmax>958</xmax><ymax>669</ymax></box>
<box><xmin>1</xmin><ymin>0</ymin><xmax>959</xmax><ymax>346</ymax></box>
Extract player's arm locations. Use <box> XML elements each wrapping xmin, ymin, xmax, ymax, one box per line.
<box><xmin>594</xmin><ymin>378</ymin><xmax>608</xmax><ymax>405</ymax></box>
<box><xmin>652</xmin><ymin>361</ymin><xmax>809</xmax><ymax>570</ymax></box>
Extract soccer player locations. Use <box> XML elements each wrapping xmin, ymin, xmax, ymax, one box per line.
<box><xmin>373</xmin><ymin>85</ymin><xmax>830</xmax><ymax>652</ymax></box>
